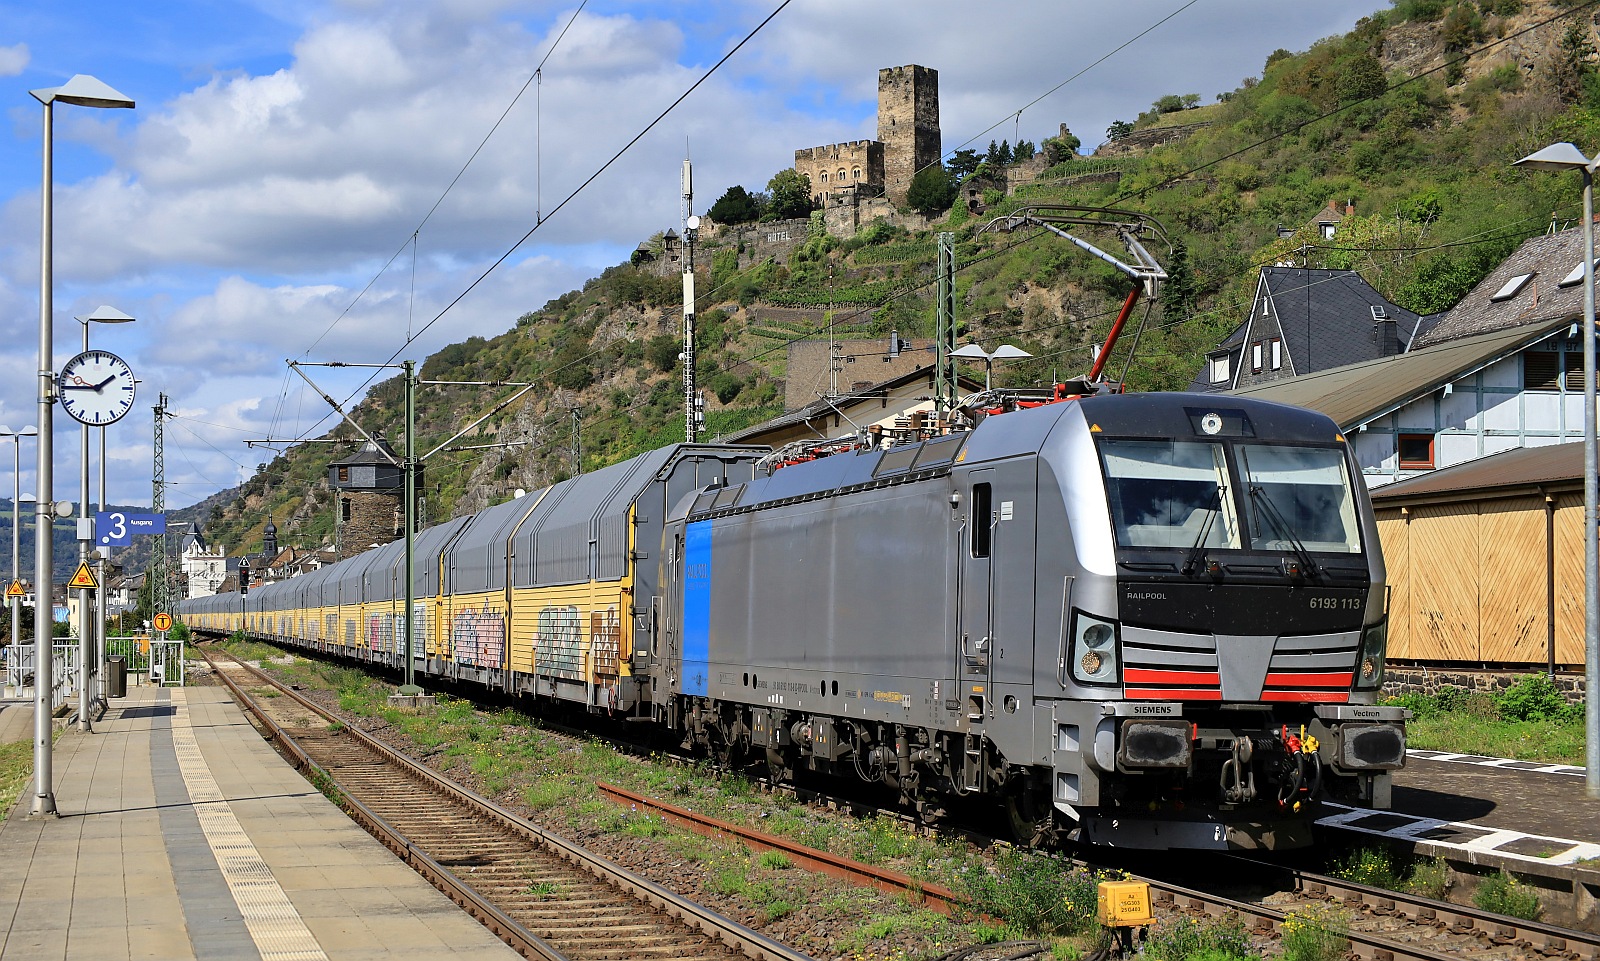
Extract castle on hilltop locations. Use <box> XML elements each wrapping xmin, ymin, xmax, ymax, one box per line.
<box><xmin>794</xmin><ymin>65</ymin><xmax>941</xmax><ymax>209</ymax></box>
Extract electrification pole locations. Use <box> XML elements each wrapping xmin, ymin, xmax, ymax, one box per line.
<box><xmin>151</xmin><ymin>393</ymin><xmax>169</xmax><ymax>623</ymax></box>
<box><xmin>935</xmin><ymin>232</ymin><xmax>957</xmax><ymax>413</ymax></box>
<box><xmin>569</xmin><ymin>407</ymin><xmax>582</xmax><ymax>475</ymax></box>
<box><xmin>682</xmin><ymin>158</ymin><xmax>700</xmax><ymax>443</ymax></box>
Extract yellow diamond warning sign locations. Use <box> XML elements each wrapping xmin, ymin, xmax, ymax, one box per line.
<box><xmin>68</xmin><ymin>561</ymin><xmax>98</xmax><ymax>590</ymax></box>
<box><xmin>5</xmin><ymin>580</ymin><xmax>23</xmax><ymax>598</ymax></box>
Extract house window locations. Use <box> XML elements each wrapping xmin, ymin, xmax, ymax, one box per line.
<box><xmin>1525</xmin><ymin>351</ymin><xmax>1587</xmax><ymax>391</ymax></box>
<box><xmin>337</xmin><ymin>466</ymin><xmax>350</xmax><ymax>483</ymax></box>
<box><xmin>1251</xmin><ymin>342</ymin><xmax>1263</xmax><ymax>373</ymax></box>
<box><xmin>1270</xmin><ymin>338</ymin><xmax>1282</xmax><ymax>370</ymax></box>
<box><xmin>1398</xmin><ymin>433</ymin><xmax>1435</xmax><ymax>469</ymax></box>
<box><xmin>1209</xmin><ymin>355</ymin><xmax>1230</xmax><ymax>383</ymax></box>
<box><xmin>1321</xmin><ymin>223</ymin><xmax>1336</xmax><ymax>239</ymax></box>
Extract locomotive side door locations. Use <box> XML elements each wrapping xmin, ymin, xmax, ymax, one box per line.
<box><xmin>958</xmin><ymin>469</ymin><xmax>996</xmax><ymax>722</ymax></box>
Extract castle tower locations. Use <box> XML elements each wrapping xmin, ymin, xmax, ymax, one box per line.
<box><xmin>877</xmin><ymin>65</ymin><xmax>941</xmax><ymax>206</ymax></box>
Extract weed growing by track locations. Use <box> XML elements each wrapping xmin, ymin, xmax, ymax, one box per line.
<box><xmin>1277</xmin><ymin>904</ymin><xmax>1349</xmax><ymax>961</ymax></box>
<box><xmin>1330</xmin><ymin>846</ymin><xmax>1452</xmax><ymax>899</ymax></box>
<box><xmin>1143</xmin><ymin>913</ymin><xmax>1256</xmax><ymax>960</ymax></box>
<box><xmin>1473</xmin><ymin>869</ymin><xmax>1542</xmax><ymax>920</ymax></box>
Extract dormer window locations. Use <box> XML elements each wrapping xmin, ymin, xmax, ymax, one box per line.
<box><xmin>1491</xmin><ymin>273</ymin><xmax>1534</xmax><ymax>301</ymax></box>
<box><xmin>1209</xmin><ymin>355</ymin><xmax>1230</xmax><ymax>383</ymax></box>
<box><xmin>1321</xmin><ymin>223</ymin><xmax>1336</xmax><ymax>239</ymax></box>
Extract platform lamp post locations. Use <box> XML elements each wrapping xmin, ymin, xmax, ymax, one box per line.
<box><xmin>1514</xmin><ymin>142</ymin><xmax>1600</xmax><ymax>800</ymax></box>
<box><xmin>30</xmin><ymin>74</ymin><xmax>135</xmax><ymax>817</ymax></box>
<box><xmin>73</xmin><ymin>306</ymin><xmax>134</xmax><ymax>731</ymax></box>
<box><xmin>1</xmin><ymin>428</ymin><xmax>37</xmax><ymax>662</ymax></box>
<box><xmin>950</xmin><ymin>343</ymin><xmax>1033</xmax><ymax>391</ymax></box>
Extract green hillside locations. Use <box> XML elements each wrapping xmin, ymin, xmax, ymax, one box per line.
<box><xmin>188</xmin><ymin>0</ymin><xmax>1600</xmax><ymax>559</ymax></box>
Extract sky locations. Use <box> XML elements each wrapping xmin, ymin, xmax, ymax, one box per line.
<box><xmin>0</xmin><ymin>0</ymin><xmax>1388</xmax><ymax>523</ymax></box>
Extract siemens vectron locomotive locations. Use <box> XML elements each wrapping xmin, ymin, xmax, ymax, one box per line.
<box><xmin>181</xmin><ymin>391</ymin><xmax>1406</xmax><ymax>850</ymax></box>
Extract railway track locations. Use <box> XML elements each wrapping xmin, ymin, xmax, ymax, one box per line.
<box><xmin>200</xmin><ymin>646</ymin><xmax>814</xmax><ymax>961</ymax></box>
<box><xmin>600</xmin><ymin>779</ymin><xmax>1600</xmax><ymax>961</ymax></box>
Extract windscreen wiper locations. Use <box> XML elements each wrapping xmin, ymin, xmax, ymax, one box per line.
<box><xmin>1181</xmin><ymin>485</ymin><xmax>1223</xmax><ymax>577</ymax></box>
<box><xmin>1248</xmin><ymin>484</ymin><xmax>1319</xmax><ymax>581</ymax></box>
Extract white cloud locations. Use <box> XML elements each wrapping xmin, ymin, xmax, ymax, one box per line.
<box><xmin>0</xmin><ymin>43</ymin><xmax>27</xmax><ymax>77</ymax></box>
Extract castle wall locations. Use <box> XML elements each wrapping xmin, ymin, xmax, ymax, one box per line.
<box><xmin>794</xmin><ymin>140</ymin><xmax>884</xmax><ymax>206</ymax></box>
<box><xmin>878</xmin><ymin>65</ymin><xmax>940</xmax><ymax>206</ymax></box>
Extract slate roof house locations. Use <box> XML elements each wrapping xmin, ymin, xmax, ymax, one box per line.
<box><xmin>1233</xmin><ymin>223</ymin><xmax>1599</xmax><ymax>488</ymax></box>
<box><xmin>1189</xmin><ymin>267</ymin><xmax>1430</xmax><ymax>392</ymax></box>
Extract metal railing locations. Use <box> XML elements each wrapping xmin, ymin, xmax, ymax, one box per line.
<box><xmin>105</xmin><ymin>635</ymin><xmax>185</xmax><ymax>687</ymax></box>
<box><xmin>3</xmin><ymin>642</ymin><xmax>81</xmax><ymax>713</ymax></box>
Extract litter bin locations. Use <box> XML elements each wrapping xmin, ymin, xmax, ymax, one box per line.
<box><xmin>107</xmin><ymin>655</ymin><xmax>127</xmax><ymax>698</ymax></box>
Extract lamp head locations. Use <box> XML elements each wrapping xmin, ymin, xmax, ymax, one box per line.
<box><xmin>30</xmin><ymin>75</ymin><xmax>135</xmax><ymax>110</ymax></box>
<box><xmin>989</xmin><ymin>345</ymin><xmax>1034</xmax><ymax>361</ymax></box>
<box><xmin>1514</xmin><ymin>142</ymin><xmax>1596</xmax><ymax>172</ymax></box>
<box><xmin>76</xmin><ymin>305</ymin><xmax>135</xmax><ymax>326</ymax></box>
<box><xmin>950</xmin><ymin>343</ymin><xmax>991</xmax><ymax>360</ymax></box>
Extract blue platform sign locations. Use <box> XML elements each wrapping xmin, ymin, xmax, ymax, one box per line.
<box><xmin>96</xmin><ymin>511</ymin><xmax>166</xmax><ymax>548</ymax></box>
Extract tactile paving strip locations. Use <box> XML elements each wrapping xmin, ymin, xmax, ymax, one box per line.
<box><xmin>170</xmin><ymin>689</ymin><xmax>329</xmax><ymax>961</ymax></box>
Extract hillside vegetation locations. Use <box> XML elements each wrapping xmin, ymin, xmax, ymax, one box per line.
<box><xmin>187</xmin><ymin>0</ymin><xmax>1600</xmax><ymax>559</ymax></box>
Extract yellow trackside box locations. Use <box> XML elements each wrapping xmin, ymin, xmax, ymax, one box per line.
<box><xmin>1097</xmin><ymin>880</ymin><xmax>1153</xmax><ymax>927</ymax></box>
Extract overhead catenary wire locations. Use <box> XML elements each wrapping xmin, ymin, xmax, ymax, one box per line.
<box><xmin>288</xmin><ymin>0</ymin><xmax>797</xmax><ymax>443</ymax></box>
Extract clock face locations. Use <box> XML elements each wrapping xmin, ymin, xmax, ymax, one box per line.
<box><xmin>57</xmin><ymin>349</ymin><xmax>137</xmax><ymax>426</ymax></box>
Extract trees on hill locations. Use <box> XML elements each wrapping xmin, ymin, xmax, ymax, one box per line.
<box><xmin>906</xmin><ymin>164</ymin><xmax>957</xmax><ymax>216</ymax></box>
<box><xmin>707</xmin><ymin>185</ymin><xmax>761</xmax><ymax>224</ymax></box>
<box><xmin>766</xmin><ymin>168</ymin><xmax>814</xmax><ymax>220</ymax></box>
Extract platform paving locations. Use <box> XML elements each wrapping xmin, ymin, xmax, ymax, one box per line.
<box><xmin>0</xmin><ymin>684</ymin><xmax>520</xmax><ymax>961</ymax></box>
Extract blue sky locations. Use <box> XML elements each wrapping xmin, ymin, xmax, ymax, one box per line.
<box><xmin>0</xmin><ymin>0</ymin><xmax>1386</xmax><ymax>529</ymax></box>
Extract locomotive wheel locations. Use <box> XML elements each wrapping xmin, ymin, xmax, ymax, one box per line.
<box><xmin>764</xmin><ymin>747</ymin><xmax>793</xmax><ymax>784</ymax></box>
<box><xmin>1004</xmin><ymin>790</ymin><xmax>1055</xmax><ymax>847</ymax></box>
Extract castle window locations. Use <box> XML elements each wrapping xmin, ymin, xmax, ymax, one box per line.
<box><xmin>838</xmin><ymin>168</ymin><xmax>846</xmax><ymax>182</ymax></box>
<box><xmin>853</xmin><ymin>167</ymin><xmax>861</xmax><ymax>179</ymax></box>
<box><xmin>820</xmin><ymin>171</ymin><xmax>828</xmax><ymax>183</ymax></box>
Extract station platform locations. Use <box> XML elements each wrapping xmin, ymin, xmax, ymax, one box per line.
<box><xmin>0</xmin><ymin>684</ymin><xmax>519</xmax><ymax>961</ymax></box>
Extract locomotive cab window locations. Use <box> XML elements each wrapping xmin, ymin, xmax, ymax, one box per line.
<box><xmin>1238</xmin><ymin>445</ymin><xmax>1361</xmax><ymax>553</ymax></box>
<box><xmin>1099</xmin><ymin>440</ymin><xmax>1239</xmax><ymax>550</ymax></box>
<box><xmin>970</xmin><ymin>483</ymin><xmax>992</xmax><ymax>557</ymax></box>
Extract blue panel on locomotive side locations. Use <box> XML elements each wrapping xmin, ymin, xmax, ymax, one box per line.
<box><xmin>683</xmin><ymin>520</ymin><xmax>713</xmax><ymax>697</ymax></box>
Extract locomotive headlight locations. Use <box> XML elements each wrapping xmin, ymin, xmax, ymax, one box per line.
<box><xmin>1355</xmin><ymin>618</ymin><xmax>1387</xmax><ymax>690</ymax></box>
<box><xmin>1071</xmin><ymin>613</ymin><xmax>1120</xmax><ymax>685</ymax></box>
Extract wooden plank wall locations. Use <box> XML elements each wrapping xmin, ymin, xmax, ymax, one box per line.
<box><xmin>1376</xmin><ymin>494</ymin><xmax>1584</xmax><ymax>666</ymax></box>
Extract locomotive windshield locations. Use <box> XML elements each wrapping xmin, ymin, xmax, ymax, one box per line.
<box><xmin>1100</xmin><ymin>439</ymin><xmax>1360</xmax><ymax>554</ymax></box>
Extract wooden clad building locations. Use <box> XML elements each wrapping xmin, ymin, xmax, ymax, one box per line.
<box><xmin>1369</xmin><ymin>442</ymin><xmax>1588</xmax><ymax>668</ymax></box>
